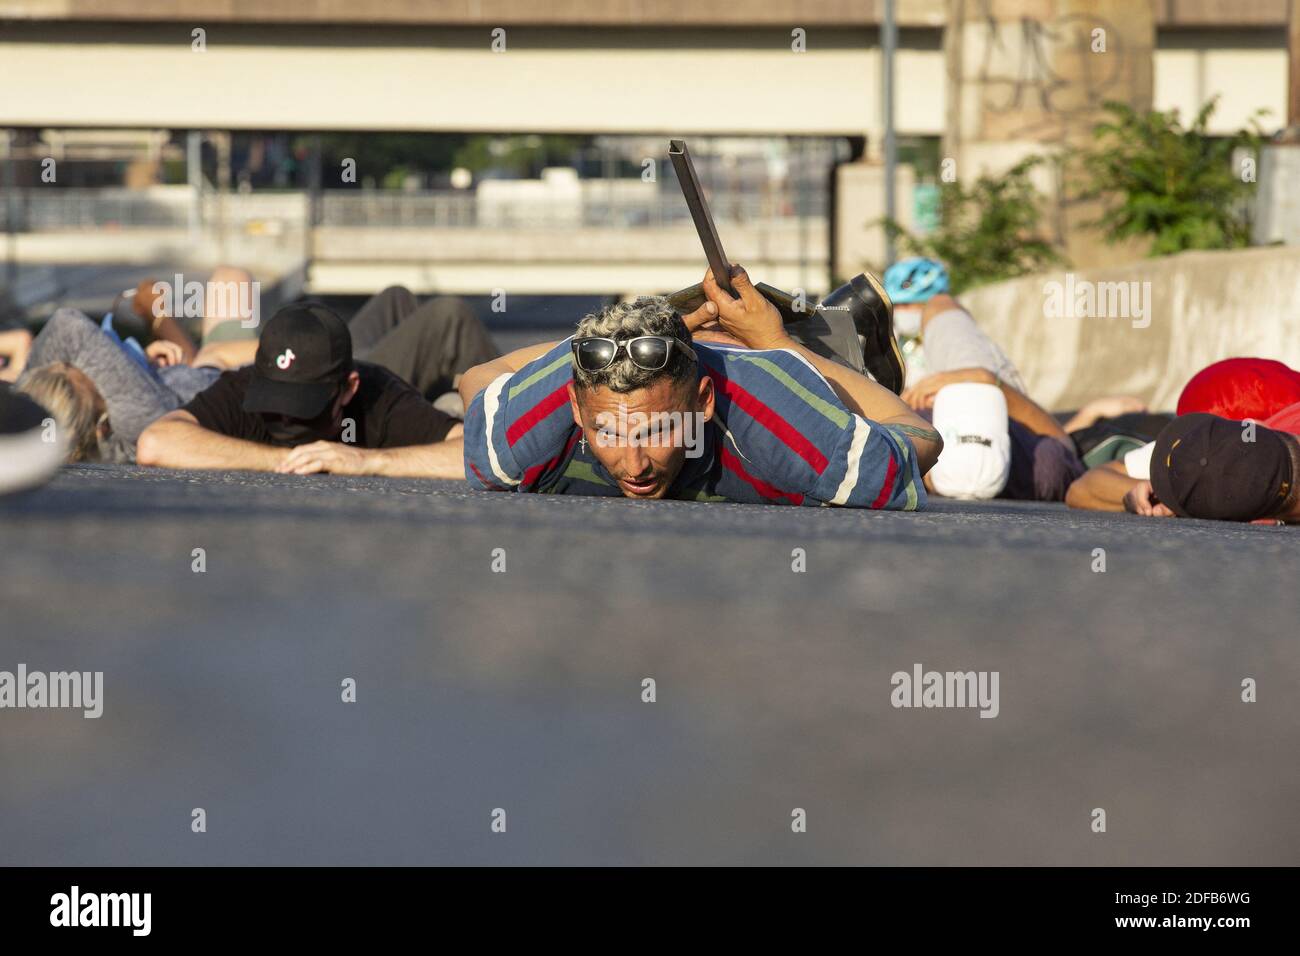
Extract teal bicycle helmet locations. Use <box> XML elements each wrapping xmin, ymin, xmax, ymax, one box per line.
<box><xmin>883</xmin><ymin>257</ymin><xmax>949</xmax><ymax>304</ymax></box>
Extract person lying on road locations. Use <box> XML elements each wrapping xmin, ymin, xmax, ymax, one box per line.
<box><xmin>137</xmin><ymin>303</ymin><xmax>464</xmax><ymax>478</ymax></box>
<box><xmin>458</xmin><ymin>264</ymin><xmax>942</xmax><ymax>506</ymax></box>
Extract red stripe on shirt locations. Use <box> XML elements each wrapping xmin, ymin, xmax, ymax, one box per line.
<box><xmin>522</xmin><ymin>428</ymin><xmax>581</xmax><ymax>488</ymax></box>
<box><xmin>869</xmin><ymin>453</ymin><xmax>899</xmax><ymax>509</ymax></box>
<box><xmin>721</xmin><ymin>446</ymin><xmax>803</xmax><ymax>505</ymax></box>
<box><xmin>705</xmin><ymin>367</ymin><xmax>828</xmax><ymax>475</ymax></box>
<box><xmin>506</xmin><ymin>383</ymin><xmax>570</xmax><ymax>447</ymax></box>
<box><xmin>468</xmin><ymin>461</ymin><xmax>509</xmax><ymax>492</ymax></box>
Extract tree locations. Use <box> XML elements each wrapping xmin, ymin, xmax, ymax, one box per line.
<box><xmin>1079</xmin><ymin>98</ymin><xmax>1266</xmax><ymax>256</ymax></box>
<box><xmin>883</xmin><ymin>157</ymin><xmax>1064</xmax><ymax>293</ymax></box>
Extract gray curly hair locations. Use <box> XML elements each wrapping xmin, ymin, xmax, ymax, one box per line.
<box><xmin>571</xmin><ymin>296</ymin><xmax>697</xmax><ymax>394</ymax></box>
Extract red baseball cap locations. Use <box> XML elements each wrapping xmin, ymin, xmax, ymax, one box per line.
<box><xmin>1176</xmin><ymin>358</ymin><xmax>1300</xmax><ymax>422</ymax></box>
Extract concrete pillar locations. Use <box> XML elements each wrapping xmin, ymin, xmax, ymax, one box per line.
<box><xmin>944</xmin><ymin>0</ymin><xmax>1155</xmax><ymax>268</ymax></box>
<box><xmin>1254</xmin><ymin>144</ymin><xmax>1300</xmax><ymax>245</ymax></box>
<box><xmin>834</xmin><ymin>161</ymin><xmax>916</xmax><ymax>279</ymax></box>
<box><xmin>1255</xmin><ymin>0</ymin><xmax>1300</xmax><ymax>246</ymax></box>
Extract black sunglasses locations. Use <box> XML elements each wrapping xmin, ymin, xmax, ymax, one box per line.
<box><xmin>571</xmin><ymin>335</ymin><xmax>695</xmax><ymax>373</ymax></box>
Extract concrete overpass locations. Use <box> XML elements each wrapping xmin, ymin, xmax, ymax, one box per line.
<box><xmin>1</xmin><ymin>0</ymin><xmax>1294</xmax><ymax>300</ymax></box>
<box><xmin>0</xmin><ymin>1</ymin><xmax>1291</xmax><ymax>138</ymax></box>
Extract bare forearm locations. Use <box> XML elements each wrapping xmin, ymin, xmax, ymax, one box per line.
<box><xmin>1000</xmin><ymin>383</ymin><xmax>1071</xmax><ymax>445</ymax></box>
<box><xmin>368</xmin><ymin>438</ymin><xmax>465</xmax><ymax>479</ymax></box>
<box><xmin>1063</xmin><ymin>406</ymin><xmax>1100</xmax><ymax>433</ymax></box>
<box><xmin>193</xmin><ymin>338</ymin><xmax>258</xmax><ymax>370</ymax></box>
<box><xmin>137</xmin><ymin>418</ymin><xmax>285</xmax><ymax>471</ymax></box>
<box><xmin>1065</xmin><ymin>463</ymin><xmax>1138</xmax><ymax>512</ymax></box>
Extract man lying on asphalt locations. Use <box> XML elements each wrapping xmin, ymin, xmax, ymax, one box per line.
<box><xmin>137</xmin><ymin>303</ymin><xmax>464</xmax><ymax>477</ymax></box>
<box><xmin>1096</xmin><ymin>405</ymin><xmax>1300</xmax><ymax>523</ymax></box>
<box><xmin>1065</xmin><ymin>358</ymin><xmax>1300</xmax><ymax>516</ymax></box>
<box><xmin>458</xmin><ymin>265</ymin><xmax>942</xmax><ymax>506</ymax></box>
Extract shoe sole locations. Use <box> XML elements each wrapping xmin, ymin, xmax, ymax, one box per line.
<box><xmin>857</xmin><ymin>271</ymin><xmax>907</xmax><ymax>395</ymax></box>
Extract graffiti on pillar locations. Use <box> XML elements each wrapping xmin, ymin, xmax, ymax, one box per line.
<box><xmin>973</xmin><ymin>3</ymin><xmax>1124</xmax><ymax>141</ymax></box>
<box><xmin>965</xmin><ymin>1</ymin><xmax>1136</xmax><ymax>249</ymax></box>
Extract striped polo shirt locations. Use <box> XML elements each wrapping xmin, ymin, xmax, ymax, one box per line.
<box><xmin>463</xmin><ymin>339</ymin><xmax>926</xmax><ymax>509</ymax></box>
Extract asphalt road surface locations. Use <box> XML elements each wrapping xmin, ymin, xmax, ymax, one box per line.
<box><xmin>2</xmin><ymin>465</ymin><xmax>1297</xmax><ymax>865</ymax></box>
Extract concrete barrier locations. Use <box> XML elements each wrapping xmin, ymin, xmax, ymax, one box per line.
<box><xmin>957</xmin><ymin>245</ymin><xmax>1300</xmax><ymax>412</ymax></box>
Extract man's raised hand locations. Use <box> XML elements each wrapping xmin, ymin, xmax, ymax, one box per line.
<box><xmin>146</xmin><ymin>339</ymin><xmax>186</xmax><ymax>368</ymax></box>
<box><xmin>694</xmin><ymin>265</ymin><xmax>791</xmax><ymax>352</ymax></box>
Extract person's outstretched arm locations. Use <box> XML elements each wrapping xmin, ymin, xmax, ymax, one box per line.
<box><xmin>1063</xmin><ymin>395</ymin><xmax>1147</xmax><ymax>433</ymax></box>
<box><xmin>192</xmin><ymin>338</ymin><xmax>259</xmax><ymax>370</ymax></box>
<box><xmin>274</xmin><ymin>433</ymin><xmax>465</xmax><ymax>479</ymax></box>
<box><xmin>995</xmin><ymin>375</ymin><xmax>1074</xmax><ymax>447</ymax></box>
<box><xmin>136</xmin><ymin>409</ymin><xmax>287</xmax><ymax>471</ymax></box>
<box><xmin>1064</xmin><ymin>460</ymin><xmax>1141</xmax><ymax>512</ymax></box>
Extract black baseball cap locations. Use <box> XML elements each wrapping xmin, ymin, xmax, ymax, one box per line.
<box><xmin>243</xmin><ymin>303</ymin><xmax>352</xmax><ymax>419</ymax></box>
<box><xmin>1149</xmin><ymin>413</ymin><xmax>1295</xmax><ymax>521</ymax></box>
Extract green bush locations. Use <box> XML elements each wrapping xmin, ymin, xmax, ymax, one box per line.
<box><xmin>1080</xmin><ymin>98</ymin><xmax>1265</xmax><ymax>256</ymax></box>
<box><xmin>882</xmin><ymin>156</ymin><xmax>1064</xmax><ymax>294</ymax></box>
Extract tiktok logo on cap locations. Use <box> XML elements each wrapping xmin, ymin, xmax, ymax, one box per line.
<box><xmin>275</xmin><ymin>348</ymin><xmax>296</xmax><ymax>370</ymax></box>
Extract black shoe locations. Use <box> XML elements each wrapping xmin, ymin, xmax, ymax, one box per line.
<box><xmin>819</xmin><ymin>272</ymin><xmax>906</xmax><ymax>395</ymax></box>
<box><xmin>0</xmin><ymin>384</ymin><xmax>63</xmax><ymax>495</ymax></box>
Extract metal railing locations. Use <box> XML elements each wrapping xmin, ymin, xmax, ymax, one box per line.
<box><xmin>316</xmin><ymin>192</ymin><xmax>821</xmax><ymax>229</ymax></box>
<box><xmin>2</xmin><ymin>188</ymin><xmax>190</xmax><ymax>230</ymax></box>
<box><xmin>1</xmin><ymin>185</ymin><xmax>828</xmax><ymax>232</ymax></box>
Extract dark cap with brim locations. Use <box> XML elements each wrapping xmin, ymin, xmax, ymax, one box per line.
<box><xmin>241</xmin><ymin>376</ymin><xmax>338</xmax><ymax>419</ymax></box>
<box><xmin>1150</xmin><ymin>413</ymin><xmax>1294</xmax><ymax>521</ymax></box>
<box><xmin>242</xmin><ymin>302</ymin><xmax>352</xmax><ymax>419</ymax></box>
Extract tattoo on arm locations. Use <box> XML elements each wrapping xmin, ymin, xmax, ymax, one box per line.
<box><xmin>888</xmin><ymin>423</ymin><xmax>941</xmax><ymax>443</ymax></box>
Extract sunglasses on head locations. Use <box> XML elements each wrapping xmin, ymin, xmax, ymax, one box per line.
<box><xmin>571</xmin><ymin>335</ymin><xmax>695</xmax><ymax>373</ymax></box>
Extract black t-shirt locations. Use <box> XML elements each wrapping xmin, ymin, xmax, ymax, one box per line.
<box><xmin>181</xmin><ymin>361</ymin><xmax>454</xmax><ymax>448</ymax></box>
